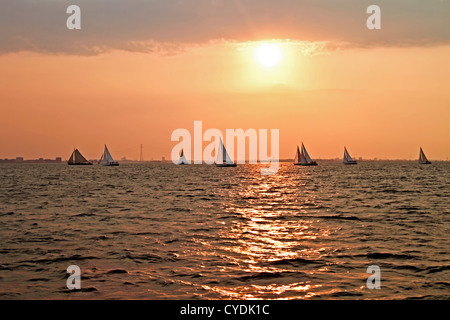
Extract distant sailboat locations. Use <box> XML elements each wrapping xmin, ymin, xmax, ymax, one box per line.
<box><xmin>216</xmin><ymin>138</ymin><xmax>236</xmax><ymax>167</ymax></box>
<box><xmin>68</xmin><ymin>149</ymin><xmax>92</xmax><ymax>165</ymax></box>
<box><xmin>294</xmin><ymin>143</ymin><xmax>317</xmax><ymax>166</ymax></box>
<box><xmin>177</xmin><ymin>149</ymin><xmax>188</xmax><ymax>165</ymax></box>
<box><xmin>418</xmin><ymin>147</ymin><xmax>431</xmax><ymax>165</ymax></box>
<box><xmin>343</xmin><ymin>146</ymin><xmax>357</xmax><ymax>165</ymax></box>
<box><xmin>99</xmin><ymin>145</ymin><xmax>119</xmax><ymax>166</ymax></box>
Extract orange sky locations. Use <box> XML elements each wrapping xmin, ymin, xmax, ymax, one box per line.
<box><xmin>1</xmin><ymin>42</ymin><xmax>449</xmax><ymax>161</ymax></box>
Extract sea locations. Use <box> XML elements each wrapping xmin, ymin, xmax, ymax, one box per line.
<box><xmin>0</xmin><ymin>161</ymin><xmax>449</xmax><ymax>299</ymax></box>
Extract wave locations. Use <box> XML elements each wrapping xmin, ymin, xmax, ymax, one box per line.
<box><xmin>300</xmin><ymin>214</ymin><xmax>361</xmax><ymax>221</ymax></box>
<box><xmin>18</xmin><ymin>254</ymin><xmax>99</xmax><ymax>265</ymax></box>
<box><xmin>263</xmin><ymin>257</ymin><xmax>323</xmax><ymax>267</ymax></box>
<box><xmin>366</xmin><ymin>252</ymin><xmax>419</xmax><ymax>260</ymax></box>
<box><xmin>106</xmin><ymin>269</ymin><xmax>128</xmax><ymax>274</ymax></box>
<box><xmin>0</xmin><ymin>211</ymin><xmax>16</xmax><ymax>216</ymax></box>
<box><xmin>237</xmin><ymin>271</ymin><xmax>303</xmax><ymax>282</ymax></box>
<box><xmin>424</xmin><ymin>265</ymin><xmax>450</xmax><ymax>274</ymax></box>
<box><xmin>125</xmin><ymin>252</ymin><xmax>177</xmax><ymax>263</ymax></box>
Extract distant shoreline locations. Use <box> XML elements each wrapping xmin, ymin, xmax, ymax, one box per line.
<box><xmin>0</xmin><ymin>159</ymin><xmax>447</xmax><ymax>164</ymax></box>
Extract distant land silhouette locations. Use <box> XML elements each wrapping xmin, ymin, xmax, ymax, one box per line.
<box><xmin>0</xmin><ymin>157</ymin><xmax>62</xmax><ymax>164</ymax></box>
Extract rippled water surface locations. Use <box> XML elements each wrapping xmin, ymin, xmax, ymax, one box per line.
<box><xmin>0</xmin><ymin>162</ymin><xmax>449</xmax><ymax>299</ymax></box>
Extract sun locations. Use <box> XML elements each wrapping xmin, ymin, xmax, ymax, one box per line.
<box><xmin>256</xmin><ymin>43</ymin><xmax>282</xmax><ymax>68</ymax></box>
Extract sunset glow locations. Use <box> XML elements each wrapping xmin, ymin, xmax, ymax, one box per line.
<box><xmin>0</xmin><ymin>1</ymin><xmax>448</xmax><ymax>161</ymax></box>
<box><xmin>1</xmin><ymin>0</ymin><xmax>449</xmax><ymax>305</ymax></box>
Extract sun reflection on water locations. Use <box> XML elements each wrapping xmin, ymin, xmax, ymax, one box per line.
<box><xmin>208</xmin><ymin>165</ymin><xmax>335</xmax><ymax>299</ymax></box>
<box><xmin>201</xmin><ymin>282</ymin><xmax>323</xmax><ymax>300</ymax></box>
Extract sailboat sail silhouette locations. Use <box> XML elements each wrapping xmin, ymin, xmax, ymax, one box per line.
<box><xmin>215</xmin><ymin>138</ymin><xmax>236</xmax><ymax>167</ymax></box>
<box><xmin>177</xmin><ymin>149</ymin><xmax>188</xmax><ymax>165</ymax></box>
<box><xmin>294</xmin><ymin>143</ymin><xmax>317</xmax><ymax>166</ymax></box>
<box><xmin>418</xmin><ymin>147</ymin><xmax>431</xmax><ymax>165</ymax></box>
<box><xmin>68</xmin><ymin>149</ymin><xmax>92</xmax><ymax>165</ymax></box>
<box><xmin>99</xmin><ymin>145</ymin><xmax>119</xmax><ymax>166</ymax></box>
<box><xmin>343</xmin><ymin>146</ymin><xmax>357</xmax><ymax>165</ymax></box>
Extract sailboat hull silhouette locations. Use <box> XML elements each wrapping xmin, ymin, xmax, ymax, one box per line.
<box><xmin>294</xmin><ymin>161</ymin><xmax>317</xmax><ymax>166</ymax></box>
<box><xmin>216</xmin><ymin>163</ymin><xmax>237</xmax><ymax>167</ymax></box>
<box><xmin>104</xmin><ymin>162</ymin><xmax>119</xmax><ymax>166</ymax></box>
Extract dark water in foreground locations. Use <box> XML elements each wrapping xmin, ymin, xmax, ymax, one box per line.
<box><xmin>0</xmin><ymin>162</ymin><xmax>449</xmax><ymax>299</ymax></box>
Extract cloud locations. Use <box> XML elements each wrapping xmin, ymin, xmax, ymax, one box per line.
<box><xmin>0</xmin><ymin>0</ymin><xmax>449</xmax><ymax>55</ymax></box>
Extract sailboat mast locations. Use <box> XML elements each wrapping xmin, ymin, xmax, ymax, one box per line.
<box><xmin>223</xmin><ymin>143</ymin><xmax>226</xmax><ymax>163</ymax></box>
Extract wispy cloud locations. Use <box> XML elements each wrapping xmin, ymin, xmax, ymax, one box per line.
<box><xmin>0</xmin><ymin>0</ymin><xmax>449</xmax><ymax>55</ymax></box>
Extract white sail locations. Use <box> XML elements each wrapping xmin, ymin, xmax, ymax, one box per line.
<box><xmin>216</xmin><ymin>138</ymin><xmax>235</xmax><ymax>166</ymax></box>
<box><xmin>216</xmin><ymin>139</ymin><xmax>224</xmax><ymax>164</ymax></box>
<box><xmin>178</xmin><ymin>149</ymin><xmax>188</xmax><ymax>165</ymax></box>
<box><xmin>343</xmin><ymin>146</ymin><xmax>357</xmax><ymax>164</ymax></box>
<box><xmin>419</xmin><ymin>148</ymin><xmax>425</xmax><ymax>162</ymax></box>
<box><xmin>102</xmin><ymin>148</ymin><xmax>108</xmax><ymax>165</ymax></box>
<box><xmin>294</xmin><ymin>146</ymin><xmax>300</xmax><ymax>164</ymax></box>
<box><xmin>106</xmin><ymin>147</ymin><xmax>114</xmax><ymax>163</ymax></box>
<box><xmin>224</xmin><ymin>145</ymin><xmax>233</xmax><ymax>164</ymax></box>
<box><xmin>101</xmin><ymin>145</ymin><xmax>118</xmax><ymax>166</ymax></box>
<box><xmin>295</xmin><ymin>143</ymin><xmax>317</xmax><ymax>166</ymax></box>
<box><xmin>301</xmin><ymin>143</ymin><xmax>313</xmax><ymax>164</ymax></box>
<box><xmin>343</xmin><ymin>147</ymin><xmax>354</xmax><ymax>163</ymax></box>
<box><xmin>419</xmin><ymin>147</ymin><xmax>431</xmax><ymax>164</ymax></box>
<box><xmin>300</xmin><ymin>153</ymin><xmax>307</xmax><ymax>164</ymax></box>
<box><xmin>102</xmin><ymin>144</ymin><xmax>114</xmax><ymax>165</ymax></box>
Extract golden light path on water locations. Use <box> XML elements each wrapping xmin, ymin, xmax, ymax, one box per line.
<box><xmin>188</xmin><ymin>166</ymin><xmax>343</xmax><ymax>299</ymax></box>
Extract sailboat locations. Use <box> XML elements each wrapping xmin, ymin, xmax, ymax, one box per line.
<box><xmin>99</xmin><ymin>145</ymin><xmax>119</xmax><ymax>166</ymax></box>
<box><xmin>418</xmin><ymin>147</ymin><xmax>431</xmax><ymax>164</ymax></box>
<box><xmin>68</xmin><ymin>149</ymin><xmax>92</xmax><ymax>165</ymax></box>
<box><xmin>177</xmin><ymin>149</ymin><xmax>188</xmax><ymax>165</ymax></box>
<box><xmin>343</xmin><ymin>146</ymin><xmax>357</xmax><ymax>165</ymax></box>
<box><xmin>294</xmin><ymin>143</ymin><xmax>318</xmax><ymax>166</ymax></box>
<box><xmin>215</xmin><ymin>138</ymin><xmax>236</xmax><ymax>167</ymax></box>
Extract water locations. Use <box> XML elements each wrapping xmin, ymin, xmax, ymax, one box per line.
<box><xmin>0</xmin><ymin>162</ymin><xmax>449</xmax><ymax>299</ymax></box>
